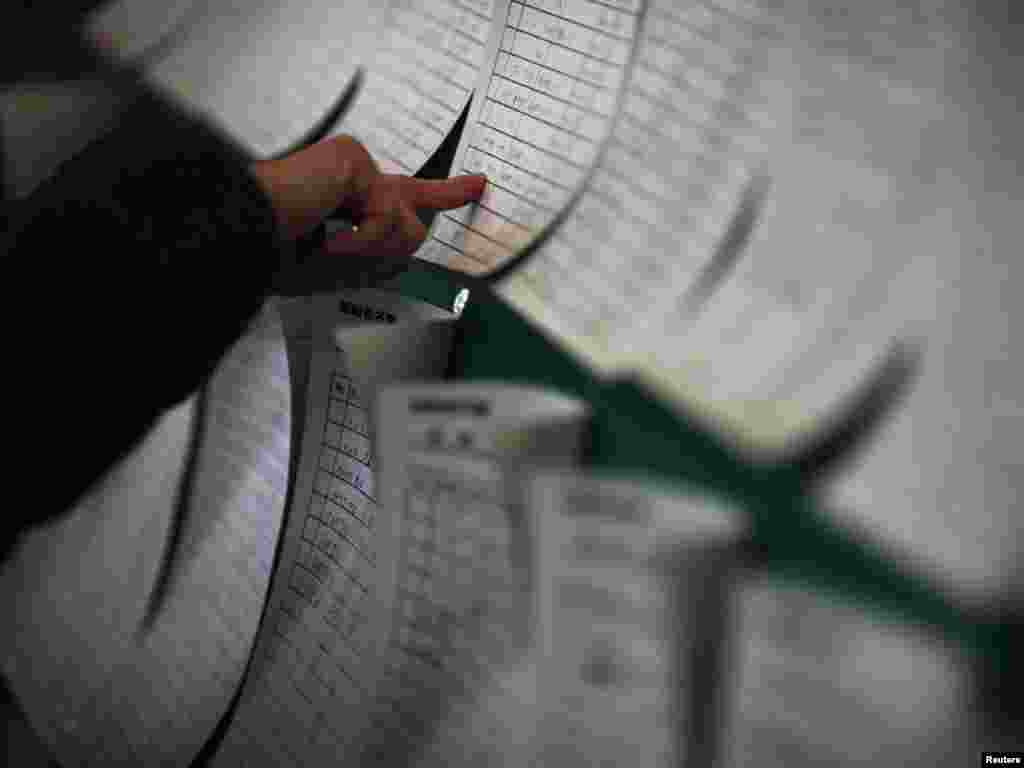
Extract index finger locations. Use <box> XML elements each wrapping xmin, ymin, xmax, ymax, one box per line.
<box><xmin>401</xmin><ymin>174</ymin><xmax>487</xmax><ymax>211</ymax></box>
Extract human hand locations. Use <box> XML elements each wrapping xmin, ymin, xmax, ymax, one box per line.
<box><xmin>251</xmin><ymin>135</ymin><xmax>485</xmax><ymax>289</ymax></box>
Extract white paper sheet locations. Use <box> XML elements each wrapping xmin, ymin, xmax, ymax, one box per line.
<box><xmin>144</xmin><ymin>0</ymin><xmax>381</xmax><ymax>158</ymax></box>
<box><xmin>721</xmin><ymin>577</ymin><xmax>976</xmax><ymax>767</ymax></box>
<box><xmin>409</xmin><ymin>469</ymin><xmax>743</xmax><ymax>767</ymax></box>
<box><xmin>362</xmin><ymin>382</ymin><xmax>588</xmax><ymax>763</ymax></box>
<box><xmin>622</xmin><ymin>0</ymin><xmax>938</xmax><ymax>452</ymax></box>
<box><xmin>330</xmin><ymin>0</ymin><xmax>505</xmax><ymax>175</ymax></box>
<box><xmin>492</xmin><ymin>0</ymin><xmax>770</xmax><ymax>365</ymax></box>
<box><xmin>529</xmin><ymin>471</ymin><xmax>742</xmax><ymax>768</ymax></box>
<box><xmin>416</xmin><ymin>0</ymin><xmax>642</xmax><ymax>275</ymax></box>
<box><xmin>211</xmin><ymin>290</ymin><xmax>458</xmax><ymax>766</ymax></box>
<box><xmin>97</xmin><ymin>0</ymin><xmax>506</xmax><ymax>168</ymax></box>
<box><xmin>810</xmin><ymin>0</ymin><xmax>1024</xmax><ymax>602</ymax></box>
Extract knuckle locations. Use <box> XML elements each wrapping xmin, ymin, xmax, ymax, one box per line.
<box><xmin>332</xmin><ymin>135</ymin><xmax>377</xmax><ymax>197</ymax></box>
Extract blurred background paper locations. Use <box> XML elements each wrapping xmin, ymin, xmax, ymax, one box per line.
<box><xmin>530</xmin><ymin>471</ymin><xmax>743</xmax><ymax>768</ymax></box>
<box><xmin>764</xmin><ymin>0</ymin><xmax>1024</xmax><ymax>605</ymax></box>
<box><xmin>92</xmin><ymin>0</ymin><xmax>504</xmax><ymax>163</ymax></box>
<box><xmin>413</xmin><ymin>470</ymin><xmax>744</xmax><ymax>768</ymax></box>
<box><xmin>721</xmin><ymin>576</ymin><xmax>979</xmax><ymax>766</ymax></box>
<box><xmin>359</xmin><ymin>381</ymin><xmax>589</xmax><ymax>765</ymax></box>
<box><xmin>140</xmin><ymin>0</ymin><xmax>372</xmax><ymax>158</ymax></box>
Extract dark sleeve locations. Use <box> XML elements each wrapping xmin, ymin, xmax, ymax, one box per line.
<box><xmin>2</xmin><ymin>82</ymin><xmax>288</xmax><ymax>556</ymax></box>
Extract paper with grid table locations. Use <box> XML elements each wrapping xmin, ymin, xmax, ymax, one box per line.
<box><xmin>210</xmin><ymin>290</ymin><xmax>588</xmax><ymax>765</ymax></box>
<box><xmin>208</xmin><ymin>290</ymin><xmax>458</xmax><ymax>765</ymax></box>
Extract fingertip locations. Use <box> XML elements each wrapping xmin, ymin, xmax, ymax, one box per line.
<box><xmin>467</xmin><ymin>173</ymin><xmax>488</xmax><ymax>198</ymax></box>
<box><xmin>406</xmin><ymin>174</ymin><xmax>487</xmax><ymax>210</ymax></box>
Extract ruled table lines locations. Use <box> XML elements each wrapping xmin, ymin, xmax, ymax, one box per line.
<box><xmin>233</xmin><ymin>344</ymin><xmax>386</xmax><ymax>763</ymax></box>
<box><xmin>359</xmin><ymin>462</ymin><xmax>516</xmax><ymax>761</ymax></box>
<box><xmin>498</xmin><ymin>0</ymin><xmax>773</xmax><ymax>353</ymax></box>
<box><xmin>419</xmin><ymin>0</ymin><xmax>640</xmax><ymax>276</ymax></box>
